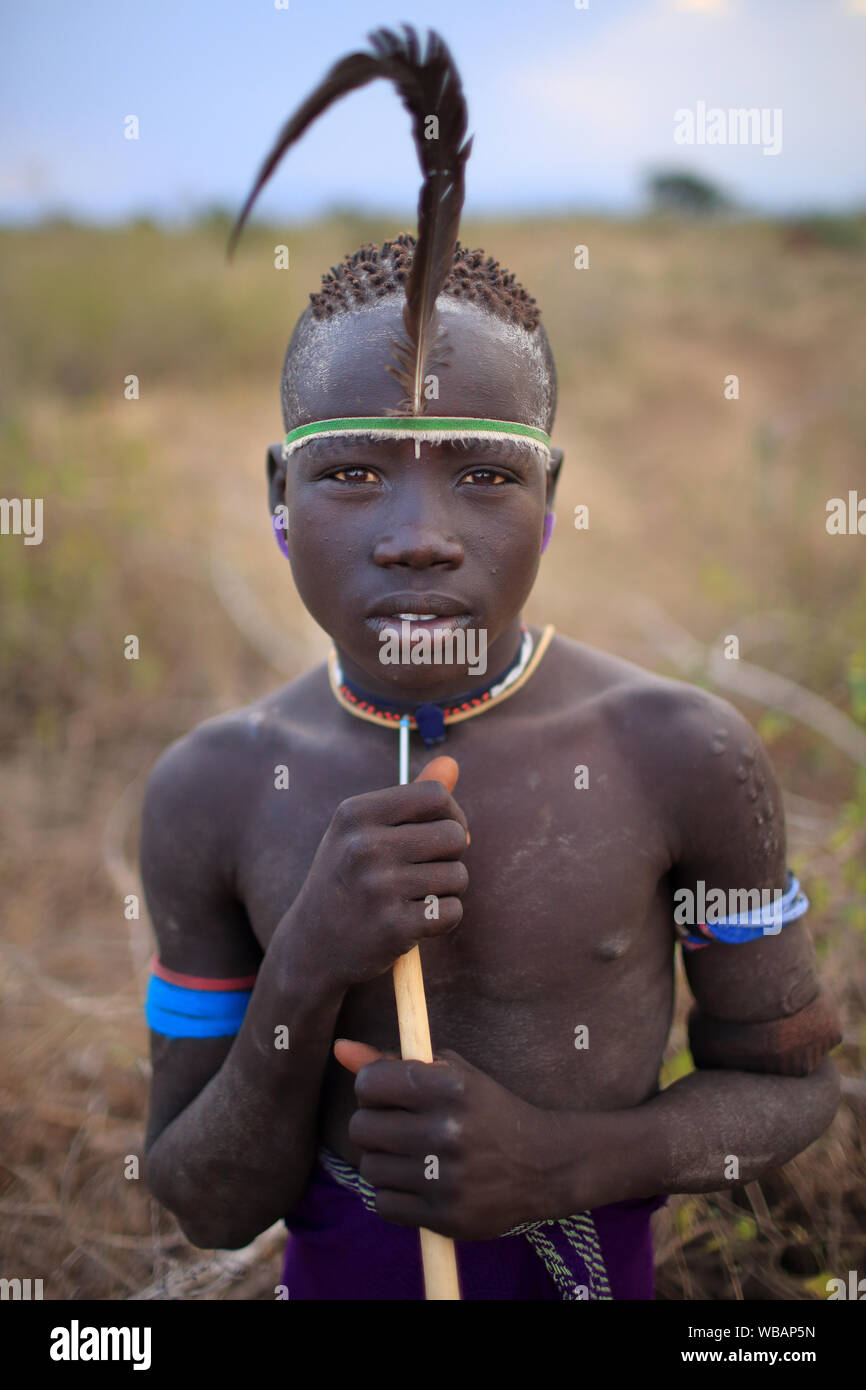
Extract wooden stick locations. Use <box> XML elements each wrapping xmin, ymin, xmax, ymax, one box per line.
<box><xmin>394</xmin><ymin>717</ymin><xmax>461</xmax><ymax>1301</ymax></box>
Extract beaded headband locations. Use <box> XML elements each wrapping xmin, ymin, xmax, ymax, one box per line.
<box><xmin>282</xmin><ymin>416</ymin><xmax>552</xmax><ymax>460</ymax></box>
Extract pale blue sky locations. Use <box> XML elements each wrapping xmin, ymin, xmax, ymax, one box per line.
<box><xmin>1</xmin><ymin>0</ymin><xmax>864</xmax><ymax>222</ymax></box>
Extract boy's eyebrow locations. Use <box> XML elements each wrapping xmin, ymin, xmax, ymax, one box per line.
<box><xmin>295</xmin><ymin>434</ymin><xmax>542</xmax><ymax>465</ymax></box>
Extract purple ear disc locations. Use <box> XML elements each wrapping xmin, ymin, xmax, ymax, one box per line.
<box><xmin>272</xmin><ymin>513</ymin><xmax>290</xmax><ymax>559</ymax></box>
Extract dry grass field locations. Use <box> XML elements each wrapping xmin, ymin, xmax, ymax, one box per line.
<box><xmin>1</xmin><ymin>211</ymin><xmax>865</xmax><ymax>1299</ymax></box>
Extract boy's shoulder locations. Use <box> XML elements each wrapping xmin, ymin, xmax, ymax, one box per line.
<box><xmin>139</xmin><ymin>667</ymin><xmax>337</xmax><ymax>916</ymax></box>
<box><xmin>543</xmin><ymin>632</ymin><xmax>775</xmax><ymax>830</ymax></box>
<box><xmin>545</xmin><ymin>630</ymin><xmax>754</xmax><ymax>743</ymax></box>
<box><xmin>142</xmin><ymin>663</ymin><xmax>331</xmax><ymax>823</ymax></box>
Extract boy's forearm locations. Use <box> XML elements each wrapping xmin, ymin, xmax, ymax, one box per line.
<box><xmin>145</xmin><ymin>916</ymin><xmax>347</xmax><ymax>1249</ymax></box>
<box><xmin>540</xmin><ymin>1060</ymin><xmax>840</xmax><ymax>1218</ymax></box>
<box><xmin>632</xmin><ymin>1059</ymin><xmax>840</xmax><ymax>1194</ymax></box>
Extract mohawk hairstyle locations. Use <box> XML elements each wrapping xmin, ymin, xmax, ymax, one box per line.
<box><xmin>309</xmin><ymin>233</ymin><xmax>542</xmax><ymax>333</ymax></box>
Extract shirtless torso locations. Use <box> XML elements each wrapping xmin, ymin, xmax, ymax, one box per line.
<box><xmin>143</xmin><ymin>624</ymin><xmax>812</xmax><ymax>1245</ymax></box>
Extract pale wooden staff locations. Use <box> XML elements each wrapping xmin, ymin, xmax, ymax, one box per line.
<box><xmin>394</xmin><ymin>715</ymin><xmax>462</xmax><ymax>1301</ymax></box>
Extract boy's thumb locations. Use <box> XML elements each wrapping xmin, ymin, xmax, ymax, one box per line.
<box><xmin>413</xmin><ymin>755</ymin><xmax>468</xmax><ymax>843</ymax></box>
<box><xmin>414</xmin><ymin>755</ymin><xmax>459</xmax><ymax>794</ymax></box>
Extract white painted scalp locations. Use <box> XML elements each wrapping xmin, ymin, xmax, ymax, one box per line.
<box><xmin>281</xmin><ymin>292</ymin><xmax>556</xmax><ymax>433</ymax></box>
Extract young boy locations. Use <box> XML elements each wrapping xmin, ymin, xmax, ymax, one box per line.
<box><xmin>140</xmin><ymin>27</ymin><xmax>841</xmax><ymax>1300</ymax></box>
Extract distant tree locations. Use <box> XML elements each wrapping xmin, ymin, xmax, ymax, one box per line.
<box><xmin>646</xmin><ymin>170</ymin><xmax>732</xmax><ymax>216</ymax></box>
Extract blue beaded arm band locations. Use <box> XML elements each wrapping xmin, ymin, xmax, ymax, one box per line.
<box><xmin>677</xmin><ymin>871</ymin><xmax>809</xmax><ymax>951</ymax></box>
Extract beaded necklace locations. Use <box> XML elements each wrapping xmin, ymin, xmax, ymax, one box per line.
<box><xmin>328</xmin><ymin>623</ymin><xmax>555</xmax><ymax>747</ymax></box>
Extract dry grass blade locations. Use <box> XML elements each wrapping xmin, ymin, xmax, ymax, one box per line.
<box><xmin>128</xmin><ymin>1222</ymin><xmax>286</xmax><ymax>1301</ymax></box>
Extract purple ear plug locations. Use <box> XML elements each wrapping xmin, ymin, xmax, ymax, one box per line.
<box><xmin>272</xmin><ymin>512</ymin><xmax>290</xmax><ymax>560</ymax></box>
<box><xmin>541</xmin><ymin>511</ymin><xmax>555</xmax><ymax>554</ymax></box>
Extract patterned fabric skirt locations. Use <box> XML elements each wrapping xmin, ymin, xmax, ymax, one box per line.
<box><xmin>280</xmin><ymin>1146</ymin><xmax>666</xmax><ymax>1301</ymax></box>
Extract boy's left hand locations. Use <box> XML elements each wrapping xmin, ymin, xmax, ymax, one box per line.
<box><xmin>334</xmin><ymin>1039</ymin><xmax>557</xmax><ymax>1241</ymax></box>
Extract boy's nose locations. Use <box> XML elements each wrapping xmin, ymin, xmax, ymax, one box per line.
<box><xmin>373</xmin><ymin>523</ymin><xmax>464</xmax><ymax>569</ymax></box>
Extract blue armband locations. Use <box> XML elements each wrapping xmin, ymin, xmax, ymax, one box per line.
<box><xmin>145</xmin><ymin>957</ymin><xmax>257</xmax><ymax>1038</ymax></box>
<box><xmin>677</xmin><ymin>871</ymin><xmax>808</xmax><ymax>951</ymax></box>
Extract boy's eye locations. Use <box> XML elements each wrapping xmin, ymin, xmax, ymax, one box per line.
<box><xmin>323</xmin><ymin>464</ymin><xmax>512</xmax><ymax>485</ymax></box>
<box><xmin>461</xmin><ymin>468</ymin><xmax>508</xmax><ymax>486</ymax></box>
<box><xmin>329</xmin><ymin>467</ymin><xmax>379</xmax><ymax>483</ymax></box>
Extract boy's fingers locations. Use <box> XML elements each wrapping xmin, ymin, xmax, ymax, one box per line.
<box><xmin>351</xmin><ymin>1056</ymin><xmax>459</xmax><ymax>1111</ymax></box>
<box><xmin>341</xmin><ymin>769</ymin><xmax>469</xmax><ymax>838</ymax></box>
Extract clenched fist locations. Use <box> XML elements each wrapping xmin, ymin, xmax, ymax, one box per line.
<box><xmin>289</xmin><ymin>757</ymin><xmax>470</xmax><ymax>991</ymax></box>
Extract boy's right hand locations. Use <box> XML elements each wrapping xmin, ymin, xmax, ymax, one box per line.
<box><xmin>289</xmin><ymin>756</ymin><xmax>470</xmax><ymax>990</ymax></box>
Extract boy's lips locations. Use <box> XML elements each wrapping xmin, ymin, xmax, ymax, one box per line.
<box><xmin>365</xmin><ymin>614</ymin><xmax>474</xmax><ymax>637</ymax></box>
<box><xmin>365</xmin><ymin>594</ymin><xmax>474</xmax><ymax>638</ymax></box>
<box><xmin>367</xmin><ymin>593</ymin><xmax>472</xmax><ymax>618</ymax></box>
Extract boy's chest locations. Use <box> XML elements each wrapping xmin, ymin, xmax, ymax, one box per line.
<box><xmin>236</xmin><ymin>718</ymin><xmax>675</xmax><ymax>1103</ymax></box>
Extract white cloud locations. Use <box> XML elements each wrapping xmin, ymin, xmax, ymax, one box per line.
<box><xmin>0</xmin><ymin>156</ymin><xmax>53</xmax><ymax>201</ymax></box>
<box><xmin>489</xmin><ymin>0</ymin><xmax>866</xmax><ymax>209</ymax></box>
<box><xmin>671</xmin><ymin>0</ymin><xmax>729</xmax><ymax>13</ymax></box>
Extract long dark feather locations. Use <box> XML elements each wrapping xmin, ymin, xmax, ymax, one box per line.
<box><xmin>228</xmin><ymin>24</ymin><xmax>472</xmax><ymax>415</ymax></box>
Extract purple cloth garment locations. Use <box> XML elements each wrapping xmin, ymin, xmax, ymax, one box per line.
<box><xmin>280</xmin><ymin>1152</ymin><xmax>666</xmax><ymax>1300</ymax></box>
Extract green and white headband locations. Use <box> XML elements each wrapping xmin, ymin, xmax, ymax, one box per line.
<box><xmin>282</xmin><ymin>416</ymin><xmax>552</xmax><ymax>461</ymax></box>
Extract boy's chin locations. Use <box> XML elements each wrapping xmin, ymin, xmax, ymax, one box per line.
<box><xmin>352</xmin><ymin>657</ymin><xmax>487</xmax><ymax>700</ymax></box>
<box><xmin>335</xmin><ymin>635</ymin><xmax>494</xmax><ymax>701</ymax></box>
<box><xmin>335</xmin><ymin>616</ymin><xmax>494</xmax><ymax>697</ymax></box>
<box><xmin>378</xmin><ymin>664</ymin><xmax>483</xmax><ymax>699</ymax></box>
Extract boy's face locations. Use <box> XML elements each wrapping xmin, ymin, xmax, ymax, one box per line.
<box><xmin>268</xmin><ymin>297</ymin><xmax>560</xmax><ymax>701</ymax></box>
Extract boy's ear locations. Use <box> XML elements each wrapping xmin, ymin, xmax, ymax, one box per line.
<box><xmin>267</xmin><ymin>442</ymin><xmax>287</xmax><ymax>513</ymax></box>
<box><xmin>546</xmin><ymin>447</ymin><xmax>564</xmax><ymax>509</ymax></box>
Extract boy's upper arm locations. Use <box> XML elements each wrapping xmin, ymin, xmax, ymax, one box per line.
<box><xmin>665</xmin><ymin>687</ymin><xmax>842</xmax><ymax>1076</ymax></box>
<box><xmin>140</xmin><ymin>724</ymin><xmax>264</xmax><ymax>1149</ymax></box>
